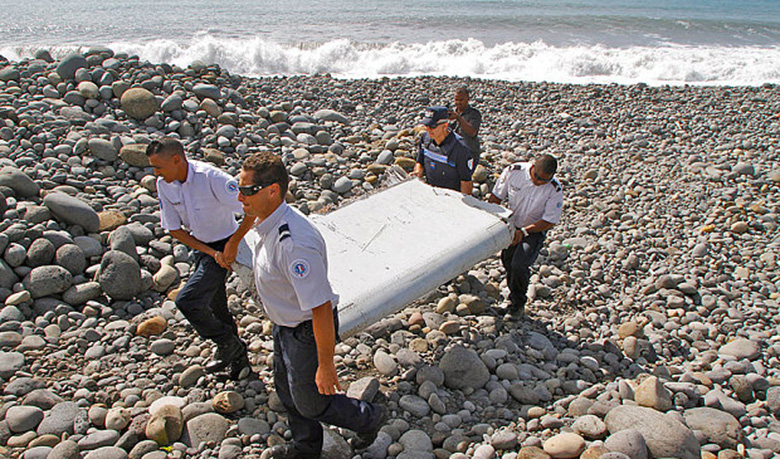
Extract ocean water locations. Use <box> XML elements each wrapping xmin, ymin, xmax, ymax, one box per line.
<box><xmin>1</xmin><ymin>0</ymin><xmax>779</xmax><ymax>86</ymax></box>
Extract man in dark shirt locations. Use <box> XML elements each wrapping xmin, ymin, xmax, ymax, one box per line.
<box><xmin>412</xmin><ymin>106</ymin><xmax>473</xmax><ymax>194</ymax></box>
<box><xmin>449</xmin><ymin>87</ymin><xmax>482</xmax><ymax>163</ymax></box>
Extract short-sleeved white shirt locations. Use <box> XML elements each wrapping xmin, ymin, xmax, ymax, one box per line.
<box><xmin>491</xmin><ymin>162</ymin><xmax>563</xmax><ymax>228</ymax></box>
<box><xmin>249</xmin><ymin>202</ymin><xmax>338</xmax><ymax>327</ymax></box>
<box><xmin>157</xmin><ymin>160</ymin><xmax>244</xmax><ymax>243</ymax></box>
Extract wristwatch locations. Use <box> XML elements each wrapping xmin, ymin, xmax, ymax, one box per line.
<box><xmin>520</xmin><ymin>227</ymin><xmax>529</xmax><ymax>237</ymax></box>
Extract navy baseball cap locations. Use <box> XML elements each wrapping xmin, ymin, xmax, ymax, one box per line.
<box><xmin>421</xmin><ymin>106</ymin><xmax>449</xmax><ymax>127</ymax></box>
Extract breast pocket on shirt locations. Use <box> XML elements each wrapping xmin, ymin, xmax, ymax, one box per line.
<box><xmin>507</xmin><ymin>185</ymin><xmax>522</xmax><ymax>202</ymax></box>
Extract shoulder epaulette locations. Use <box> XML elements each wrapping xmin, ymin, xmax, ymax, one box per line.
<box><xmin>511</xmin><ymin>163</ymin><xmax>524</xmax><ymax>170</ymax></box>
<box><xmin>278</xmin><ymin>223</ymin><xmax>291</xmax><ymax>242</ymax></box>
<box><xmin>550</xmin><ymin>178</ymin><xmax>562</xmax><ymax>192</ymax></box>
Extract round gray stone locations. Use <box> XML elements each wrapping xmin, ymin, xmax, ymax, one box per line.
<box><xmin>37</xmin><ymin>402</ymin><xmax>81</xmax><ymax>436</ymax></box>
<box><xmin>83</xmin><ymin>446</ymin><xmax>127</xmax><ymax>459</ymax></box>
<box><xmin>88</xmin><ymin>138</ymin><xmax>118</xmax><ymax>161</ymax></box>
<box><xmin>47</xmin><ymin>439</ymin><xmax>79</xmax><ymax>459</ymax></box>
<box><xmin>439</xmin><ymin>345</ymin><xmax>490</xmax><ymax>390</ymax></box>
<box><xmin>185</xmin><ymin>413</ymin><xmax>229</xmax><ymax>445</ymax></box>
<box><xmin>23</xmin><ymin>265</ymin><xmax>73</xmax><ymax>298</ymax></box>
<box><xmin>150</xmin><ymin>338</ymin><xmax>176</xmax><ymax>356</ymax></box>
<box><xmin>56</xmin><ymin>53</ymin><xmax>88</xmax><ymax>80</ymax></box>
<box><xmin>43</xmin><ymin>192</ymin><xmax>100</xmax><ymax>233</ymax></box>
<box><xmin>56</xmin><ymin>244</ymin><xmax>87</xmax><ymax>275</ymax></box>
<box><xmin>6</xmin><ymin>405</ymin><xmax>44</xmax><ymax>433</ymax></box>
<box><xmin>0</xmin><ymin>167</ymin><xmax>40</xmax><ymax>198</ymax></box>
<box><xmin>121</xmin><ymin>88</ymin><xmax>159</xmax><ymax>120</ymax></box>
<box><xmin>399</xmin><ymin>395</ymin><xmax>430</xmax><ymax>417</ymax></box>
<box><xmin>605</xmin><ymin>406</ymin><xmax>697</xmax><ymax>459</ymax></box>
<box><xmin>98</xmin><ymin>251</ymin><xmax>142</xmax><ymax>300</ymax></box>
<box><xmin>26</xmin><ymin>238</ymin><xmax>55</xmax><ymax>267</ymax></box>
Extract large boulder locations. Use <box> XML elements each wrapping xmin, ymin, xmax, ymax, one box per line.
<box><xmin>0</xmin><ymin>67</ymin><xmax>20</xmax><ymax>82</ymax></box>
<box><xmin>98</xmin><ymin>251</ymin><xmax>142</xmax><ymax>300</ymax></box>
<box><xmin>37</xmin><ymin>402</ymin><xmax>82</xmax><ymax>436</ymax></box>
<box><xmin>439</xmin><ymin>345</ymin><xmax>490</xmax><ymax>390</ymax></box>
<box><xmin>0</xmin><ymin>351</ymin><xmax>24</xmax><ymax>379</ymax></box>
<box><xmin>313</xmin><ymin>109</ymin><xmax>349</xmax><ymax>124</ymax></box>
<box><xmin>145</xmin><ymin>405</ymin><xmax>183</xmax><ymax>445</ymax></box>
<box><xmin>121</xmin><ymin>88</ymin><xmax>159</xmax><ymax>120</ymax></box>
<box><xmin>119</xmin><ymin>144</ymin><xmax>150</xmax><ymax>167</ymax></box>
<box><xmin>192</xmin><ymin>84</ymin><xmax>221</xmax><ymax>100</ymax></box>
<box><xmin>0</xmin><ymin>259</ymin><xmax>19</xmax><ymax>289</ymax></box>
<box><xmin>605</xmin><ymin>406</ymin><xmax>699</xmax><ymax>459</ymax></box>
<box><xmin>718</xmin><ymin>339</ymin><xmax>760</xmax><ymax>361</ymax></box>
<box><xmin>56</xmin><ymin>53</ymin><xmax>88</xmax><ymax>80</ymax></box>
<box><xmin>683</xmin><ymin>407</ymin><xmax>741</xmax><ymax>449</ymax></box>
<box><xmin>43</xmin><ymin>192</ymin><xmax>100</xmax><ymax>233</ymax></box>
<box><xmin>88</xmin><ymin>138</ymin><xmax>118</xmax><ymax>161</ymax></box>
<box><xmin>184</xmin><ymin>413</ymin><xmax>229</xmax><ymax>446</ymax></box>
<box><xmin>23</xmin><ymin>265</ymin><xmax>73</xmax><ymax>298</ymax></box>
<box><xmin>0</xmin><ymin>166</ymin><xmax>39</xmax><ymax>198</ymax></box>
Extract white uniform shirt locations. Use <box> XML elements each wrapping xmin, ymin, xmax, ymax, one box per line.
<box><xmin>249</xmin><ymin>202</ymin><xmax>338</xmax><ymax>327</ymax></box>
<box><xmin>492</xmin><ymin>162</ymin><xmax>563</xmax><ymax>228</ymax></box>
<box><xmin>157</xmin><ymin>160</ymin><xmax>243</xmax><ymax>243</ymax></box>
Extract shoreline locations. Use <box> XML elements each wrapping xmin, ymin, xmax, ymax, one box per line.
<box><xmin>2</xmin><ymin>38</ymin><xmax>780</xmax><ymax>88</ymax></box>
<box><xmin>0</xmin><ymin>48</ymin><xmax>779</xmax><ymax>458</ymax></box>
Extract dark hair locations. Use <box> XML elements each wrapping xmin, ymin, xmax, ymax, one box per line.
<box><xmin>242</xmin><ymin>152</ymin><xmax>289</xmax><ymax>195</ymax></box>
<box><xmin>146</xmin><ymin>137</ymin><xmax>185</xmax><ymax>158</ymax></box>
<box><xmin>455</xmin><ymin>86</ymin><xmax>470</xmax><ymax>97</ymax></box>
<box><xmin>536</xmin><ymin>154</ymin><xmax>558</xmax><ymax>176</ymax></box>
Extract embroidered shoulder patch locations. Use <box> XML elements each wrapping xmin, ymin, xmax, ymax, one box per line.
<box><xmin>467</xmin><ymin>158</ymin><xmax>474</xmax><ymax>171</ymax></box>
<box><xmin>225</xmin><ymin>180</ymin><xmax>239</xmax><ymax>195</ymax></box>
<box><xmin>290</xmin><ymin>259</ymin><xmax>310</xmax><ymax>279</ymax></box>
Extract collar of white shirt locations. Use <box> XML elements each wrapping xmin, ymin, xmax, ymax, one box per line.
<box><xmin>254</xmin><ymin>201</ymin><xmax>289</xmax><ymax>237</ymax></box>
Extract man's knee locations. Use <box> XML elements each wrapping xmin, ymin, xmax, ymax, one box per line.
<box><xmin>291</xmin><ymin>386</ymin><xmax>330</xmax><ymax>419</ymax></box>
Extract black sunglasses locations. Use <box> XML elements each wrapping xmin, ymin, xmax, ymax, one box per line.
<box><xmin>238</xmin><ymin>182</ymin><xmax>274</xmax><ymax>196</ymax></box>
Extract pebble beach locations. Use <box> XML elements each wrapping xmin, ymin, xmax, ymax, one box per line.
<box><xmin>0</xmin><ymin>47</ymin><xmax>779</xmax><ymax>459</ymax></box>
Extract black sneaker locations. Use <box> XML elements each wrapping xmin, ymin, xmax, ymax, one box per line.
<box><xmin>228</xmin><ymin>351</ymin><xmax>251</xmax><ymax>380</ymax></box>
<box><xmin>506</xmin><ymin>302</ymin><xmax>525</xmax><ymax>317</ymax></box>
<box><xmin>205</xmin><ymin>335</ymin><xmax>244</xmax><ymax>374</ymax></box>
<box><xmin>351</xmin><ymin>404</ymin><xmax>388</xmax><ymax>450</ymax></box>
<box><xmin>267</xmin><ymin>443</ymin><xmax>318</xmax><ymax>459</ymax></box>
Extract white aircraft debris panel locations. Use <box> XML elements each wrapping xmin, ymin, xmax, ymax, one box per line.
<box><xmin>234</xmin><ymin>179</ymin><xmax>514</xmax><ymax>338</ymax></box>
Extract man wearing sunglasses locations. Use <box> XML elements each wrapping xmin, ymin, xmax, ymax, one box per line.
<box><xmin>146</xmin><ymin>137</ymin><xmax>253</xmax><ymax>380</ymax></box>
<box><xmin>411</xmin><ymin>106</ymin><xmax>474</xmax><ymax>194</ymax></box>
<box><xmin>488</xmin><ymin>154</ymin><xmax>563</xmax><ymax>316</ymax></box>
<box><xmin>237</xmin><ymin>152</ymin><xmax>386</xmax><ymax>459</ymax></box>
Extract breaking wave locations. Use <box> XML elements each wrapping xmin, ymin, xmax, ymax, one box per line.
<box><xmin>3</xmin><ymin>36</ymin><xmax>779</xmax><ymax>86</ymax></box>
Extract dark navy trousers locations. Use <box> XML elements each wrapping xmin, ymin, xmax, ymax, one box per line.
<box><xmin>175</xmin><ymin>236</ymin><xmax>238</xmax><ymax>343</ymax></box>
<box><xmin>273</xmin><ymin>310</ymin><xmax>381</xmax><ymax>458</ymax></box>
<box><xmin>500</xmin><ymin>232</ymin><xmax>545</xmax><ymax>309</ymax></box>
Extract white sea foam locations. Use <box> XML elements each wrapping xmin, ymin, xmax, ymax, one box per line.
<box><xmin>3</xmin><ymin>37</ymin><xmax>779</xmax><ymax>86</ymax></box>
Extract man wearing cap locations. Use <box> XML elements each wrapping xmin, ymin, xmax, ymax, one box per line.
<box><xmin>411</xmin><ymin>106</ymin><xmax>474</xmax><ymax>194</ymax></box>
<box><xmin>449</xmin><ymin>86</ymin><xmax>482</xmax><ymax>163</ymax></box>
<box><xmin>488</xmin><ymin>154</ymin><xmax>563</xmax><ymax>316</ymax></box>
<box><xmin>146</xmin><ymin>137</ymin><xmax>252</xmax><ymax>380</ymax></box>
<box><xmin>237</xmin><ymin>152</ymin><xmax>387</xmax><ymax>459</ymax></box>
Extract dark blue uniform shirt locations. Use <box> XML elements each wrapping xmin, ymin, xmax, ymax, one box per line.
<box><xmin>416</xmin><ymin>130</ymin><xmax>474</xmax><ymax>191</ymax></box>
